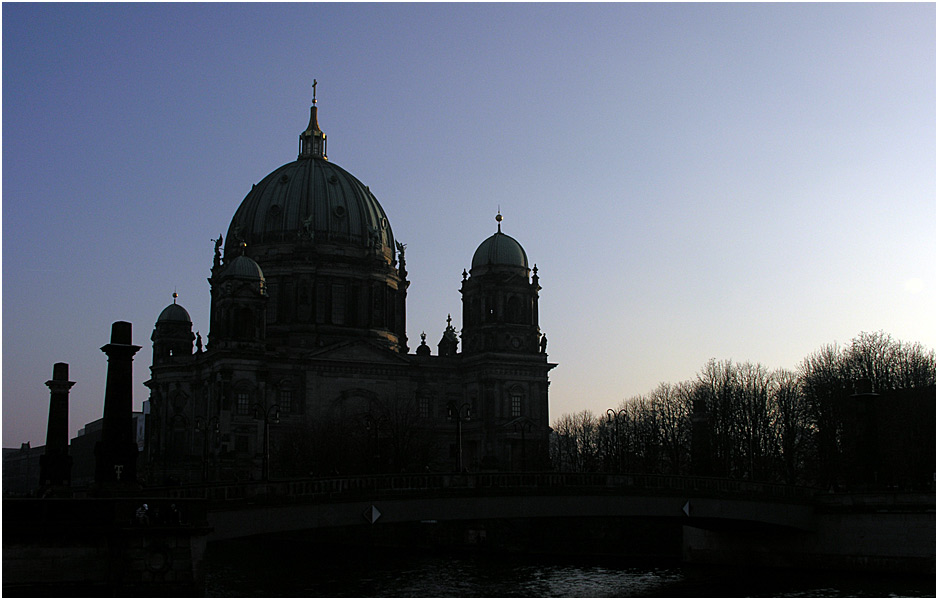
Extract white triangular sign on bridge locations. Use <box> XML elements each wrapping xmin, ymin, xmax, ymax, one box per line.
<box><xmin>682</xmin><ymin>501</ymin><xmax>691</xmax><ymax>517</ymax></box>
<box><xmin>363</xmin><ymin>505</ymin><xmax>381</xmax><ymax>524</ymax></box>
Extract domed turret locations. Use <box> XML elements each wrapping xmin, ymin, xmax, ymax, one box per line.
<box><xmin>461</xmin><ymin>213</ymin><xmax>542</xmax><ymax>355</ymax></box>
<box><xmin>223</xmin><ymin>255</ymin><xmax>265</xmax><ymax>283</ymax></box>
<box><xmin>152</xmin><ymin>293</ymin><xmax>194</xmax><ymax>364</ymax></box>
<box><xmin>209</xmin><ymin>254</ymin><xmax>268</xmax><ymax>349</ymax></box>
<box><xmin>471</xmin><ymin>214</ymin><xmax>528</xmax><ymax>270</ymax></box>
<box><xmin>157</xmin><ymin>302</ymin><xmax>192</xmax><ymax>324</ymax></box>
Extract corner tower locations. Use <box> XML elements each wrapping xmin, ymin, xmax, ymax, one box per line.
<box><xmin>461</xmin><ymin>213</ymin><xmax>543</xmax><ymax>356</ymax></box>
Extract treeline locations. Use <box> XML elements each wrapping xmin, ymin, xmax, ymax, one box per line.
<box><xmin>550</xmin><ymin>331</ymin><xmax>935</xmax><ymax>488</ymax></box>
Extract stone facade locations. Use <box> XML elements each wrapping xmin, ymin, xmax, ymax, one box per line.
<box><xmin>143</xmin><ymin>94</ymin><xmax>555</xmax><ymax>484</ymax></box>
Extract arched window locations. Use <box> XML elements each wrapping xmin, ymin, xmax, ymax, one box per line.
<box><xmin>233</xmin><ymin>382</ymin><xmax>254</xmax><ymax>416</ymax></box>
<box><xmin>236</xmin><ymin>307</ymin><xmax>254</xmax><ymax>339</ymax></box>
<box><xmin>507</xmin><ymin>296</ymin><xmax>522</xmax><ymax>324</ymax></box>
<box><xmin>417</xmin><ymin>389</ymin><xmax>431</xmax><ymax>419</ymax></box>
<box><xmin>509</xmin><ymin>386</ymin><xmax>524</xmax><ymax>418</ymax></box>
<box><xmin>278</xmin><ymin>380</ymin><xmax>295</xmax><ymax>414</ymax></box>
<box><xmin>469</xmin><ymin>297</ymin><xmax>481</xmax><ymax>327</ymax></box>
<box><xmin>169</xmin><ymin>415</ymin><xmax>188</xmax><ymax>460</ymax></box>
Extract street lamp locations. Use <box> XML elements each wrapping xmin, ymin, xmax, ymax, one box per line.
<box><xmin>448</xmin><ymin>402</ymin><xmax>471</xmax><ymax>472</ymax></box>
<box><xmin>606</xmin><ymin>408</ymin><xmax>627</xmax><ymax>473</ymax></box>
<box><xmin>194</xmin><ymin>416</ymin><xmax>219</xmax><ymax>482</ymax></box>
<box><xmin>252</xmin><ymin>404</ymin><xmax>280</xmax><ymax>482</ymax></box>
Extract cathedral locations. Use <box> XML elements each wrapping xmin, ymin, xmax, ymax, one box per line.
<box><xmin>144</xmin><ymin>88</ymin><xmax>555</xmax><ymax>483</ymax></box>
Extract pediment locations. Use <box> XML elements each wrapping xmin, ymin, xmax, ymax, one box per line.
<box><xmin>305</xmin><ymin>339</ymin><xmax>411</xmax><ymax>365</ymax></box>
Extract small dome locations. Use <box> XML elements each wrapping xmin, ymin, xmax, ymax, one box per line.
<box><xmin>471</xmin><ymin>231</ymin><xmax>528</xmax><ymax>269</ymax></box>
<box><xmin>223</xmin><ymin>255</ymin><xmax>265</xmax><ymax>281</ymax></box>
<box><xmin>157</xmin><ymin>303</ymin><xmax>191</xmax><ymax>324</ymax></box>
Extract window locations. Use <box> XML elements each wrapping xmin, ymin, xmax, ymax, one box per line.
<box><xmin>236</xmin><ymin>307</ymin><xmax>254</xmax><ymax>339</ymax></box>
<box><xmin>332</xmin><ymin>284</ymin><xmax>346</xmax><ymax>324</ymax></box>
<box><xmin>511</xmin><ymin>393</ymin><xmax>522</xmax><ymax>418</ymax></box>
<box><xmin>507</xmin><ymin>296</ymin><xmax>522</xmax><ymax>324</ymax></box>
<box><xmin>315</xmin><ymin>282</ymin><xmax>327</xmax><ymax>324</ymax></box>
<box><xmin>236</xmin><ymin>391</ymin><xmax>251</xmax><ymax>415</ymax></box>
<box><xmin>279</xmin><ymin>389</ymin><xmax>293</xmax><ymax>414</ymax></box>
<box><xmin>266</xmin><ymin>281</ymin><xmax>278</xmax><ymax>323</ymax></box>
<box><xmin>418</xmin><ymin>393</ymin><xmax>430</xmax><ymax>419</ymax></box>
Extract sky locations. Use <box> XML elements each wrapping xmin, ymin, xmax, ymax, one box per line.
<box><xmin>3</xmin><ymin>3</ymin><xmax>935</xmax><ymax>447</ymax></box>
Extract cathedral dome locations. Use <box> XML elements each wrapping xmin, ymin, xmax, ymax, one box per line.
<box><xmin>471</xmin><ymin>214</ymin><xmax>528</xmax><ymax>269</ymax></box>
<box><xmin>223</xmin><ymin>93</ymin><xmax>395</xmax><ymax>265</ymax></box>
<box><xmin>224</xmin><ymin>158</ymin><xmax>395</xmax><ymax>261</ymax></box>
<box><xmin>211</xmin><ymin>87</ymin><xmax>408</xmax><ymax>354</ymax></box>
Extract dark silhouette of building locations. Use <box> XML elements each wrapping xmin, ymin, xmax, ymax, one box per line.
<box><xmin>144</xmin><ymin>88</ymin><xmax>555</xmax><ymax>483</ymax></box>
<box><xmin>3</xmin><ymin>443</ymin><xmax>43</xmax><ymax>496</ymax></box>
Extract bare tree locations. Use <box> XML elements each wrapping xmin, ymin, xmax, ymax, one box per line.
<box><xmin>770</xmin><ymin>368</ymin><xmax>812</xmax><ymax>485</ymax></box>
<box><xmin>799</xmin><ymin>343</ymin><xmax>851</xmax><ymax>487</ymax></box>
<box><xmin>735</xmin><ymin>362</ymin><xmax>775</xmax><ymax>480</ymax></box>
<box><xmin>550</xmin><ymin>410</ymin><xmax>601</xmax><ymax>472</ymax></box>
<box><xmin>548</xmin><ymin>332</ymin><xmax>933</xmax><ymax>485</ymax></box>
<box><xmin>650</xmin><ymin>382</ymin><xmax>692</xmax><ymax>475</ymax></box>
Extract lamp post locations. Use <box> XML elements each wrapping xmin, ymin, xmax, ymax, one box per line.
<box><xmin>448</xmin><ymin>403</ymin><xmax>471</xmax><ymax>472</ymax></box>
<box><xmin>252</xmin><ymin>404</ymin><xmax>280</xmax><ymax>482</ymax></box>
<box><xmin>512</xmin><ymin>420</ymin><xmax>532</xmax><ymax>471</ymax></box>
<box><xmin>194</xmin><ymin>416</ymin><xmax>219</xmax><ymax>482</ymax></box>
<box><xmin>606</xmin><ymin>408</ymin><xmax>627</xmax><ymax>473</ymax></box>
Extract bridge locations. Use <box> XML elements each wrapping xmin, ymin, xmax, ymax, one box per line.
<box><xmin>146</xmin><ymin>472</ymin><xmax>820</xmax><ymax>541</ymax></box>
<box><xmin>4</xmin><ymin>472</ymin><xmax>932</xmax><ymax>596</ymax></box>
<box><xmin>148</xmin><ymin>471</ymin><xmax>934</xmax><ymax>575</ymax></box>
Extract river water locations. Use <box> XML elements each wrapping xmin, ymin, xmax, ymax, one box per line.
<box><xmin>204</xmin><ymin>538</ymin><xmax>934</xmax><ymax>597</ymax></box>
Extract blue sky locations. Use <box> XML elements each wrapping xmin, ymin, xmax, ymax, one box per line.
<box><xmin>3</xmin><ymin>3</ymin><xmax>935</xmax><ymax>446</ymax></box>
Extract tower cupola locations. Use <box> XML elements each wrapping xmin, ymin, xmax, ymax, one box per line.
<box><xmin>152</xmin><ymin>292</ymin><xmax>195</xmax><ymax>364</ymax></box>
<box><xmin>461</xmin><ymin>213</ymin><xmax>542</xmax><ymax>355</ymax></box>
<box><xmin>298</xmin><ymin>79</ymin><xmax>327</xmax><ymax>160</ymax></box>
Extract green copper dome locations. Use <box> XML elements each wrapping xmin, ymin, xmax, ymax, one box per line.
<box><xmin>223</xmin><ymin>255</ymin><xmax>265</xmax><ymax>281</ymax></box>
<box><xmin>157</xmin><ymin>302</ymin><xmax>191</xmax><ymax>323</ymax></box>
<box><xmin>224</xmin><ymin>157</ymin><xmax>395</xmax><ymax>264</ymax></box>
<box><xmin>471</xmin><ymin>230</ymin><xmax>528</xmax><ymax>269</ymax></box>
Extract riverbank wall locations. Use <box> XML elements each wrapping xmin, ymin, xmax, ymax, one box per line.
<box><xmin>683</xmin><ymin>491</ymin><xmax>935</xmax><ymax>574</ymax></box>
<box><xmin>2</xmin><ymin>498</ymin><xmax>211</xmax><ymax>596</ymax></box>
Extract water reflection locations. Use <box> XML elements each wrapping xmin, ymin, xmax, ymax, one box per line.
<box><xmin>205</xmin><ymin>538</ymin><xmax>934</xmax><ymax>597</ymax></box>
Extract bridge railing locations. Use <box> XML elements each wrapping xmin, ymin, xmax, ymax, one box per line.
<box><xmin>143</xmin><ymin>472</ymin><xmax>818</xmax><ymax>507</ymax></box>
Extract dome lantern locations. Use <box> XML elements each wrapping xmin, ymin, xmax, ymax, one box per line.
<box><xmin>298</xmin><ymin>79</ymin><xmax>327</xmax><ymax>160</ymax></box>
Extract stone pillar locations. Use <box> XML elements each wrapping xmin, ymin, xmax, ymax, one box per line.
<box><xmin>95</xmin><ymin>321</ymin><xmax>142</xmax><ymax>489</ymax></box>
<box><xmin>39</xmin><ymin>362</ymin><xmax>76</xmax><ymax>489</ymax></box>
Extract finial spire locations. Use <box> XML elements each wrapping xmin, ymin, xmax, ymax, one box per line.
<box><xmin>312</xmin><ymin>78</ymin><xmax>318</xmax><ymax>104</ymax></box>
<box><xmin>172</xmin><ymin>290</ymin><xmax>178</xmax><ymax>304</ymax></box>
<box><xmin>495</xmin><ymin>210</ymin><xmax>503</xmax><ymax>233</ymax></box>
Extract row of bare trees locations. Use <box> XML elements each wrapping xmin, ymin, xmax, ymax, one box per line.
<box><xmin>550</xmin><ymin>331</ymin><xmax>935</xmax><ymax>487</ymax></box>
